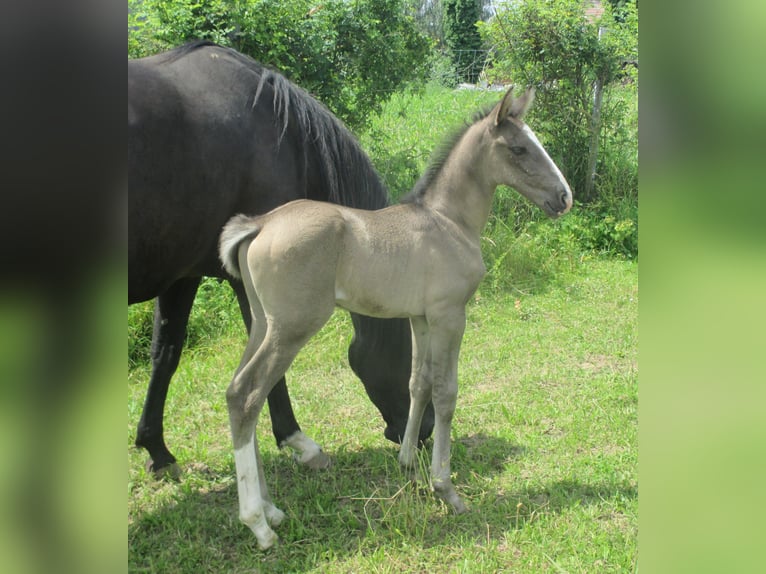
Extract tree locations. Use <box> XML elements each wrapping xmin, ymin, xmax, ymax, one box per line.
<box><xmin>443</xmin><ymin>0</ymin><xmax>484</xmax><ymax>83</ymax></box>
<box><xmin>407</xmin><ymin>0</ymin><xmax>446</xmax><ymax>45</ymax></box>
<box><xmin>128</xmin><ymin>0</ymin><xmax>432</xmax><ymax>129</ymax></box>
<box><xmin>478</xmin><ymin>0</ymin><xmax>637</xmax><ymax>202</ymax></box>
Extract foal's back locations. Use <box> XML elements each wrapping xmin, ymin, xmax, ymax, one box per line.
<box><xmin>336</xmin><ymin>202</ymin><xmax>486</xmax><ymax>318</ymax></box>
<box><xmin>229</xmin><ymin>199</ymin><xmax>486</xmax><ymax>321</ymax></box>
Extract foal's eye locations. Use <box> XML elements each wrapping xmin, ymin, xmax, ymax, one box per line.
<box><xmin>511</xmin><ymin>146</ymin><xmax>527</xmax><ymax>156</ymax></box>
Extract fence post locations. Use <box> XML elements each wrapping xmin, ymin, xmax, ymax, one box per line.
<box><xmin>584</xmin><ymin>26</ymin><xmax>606</xmax><ymax>202</ymax></box>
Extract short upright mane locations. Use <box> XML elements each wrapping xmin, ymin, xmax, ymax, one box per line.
<box><xmin>400</xmin><ymin>105</ymin><xmax>495</xmax><ymax>206</ymax></box>
<box><xmin>163</xmin><ymin>41</ymin><xmax>389</xmax><ymax>211</ymax></box>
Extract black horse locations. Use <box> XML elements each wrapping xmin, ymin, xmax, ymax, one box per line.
<box><xmin>129</xmin><ymin>41</ymin><xmax>434</xmax><ymax>475</ymax></box>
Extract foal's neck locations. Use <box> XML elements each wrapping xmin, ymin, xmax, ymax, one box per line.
<box><xmin>425</xmin><ymin>124</ymin><xmax>495</xmax><ymax>240</ymax></box>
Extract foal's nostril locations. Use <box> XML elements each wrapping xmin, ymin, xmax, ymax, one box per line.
<box><xmin>560</xmin><ymin>190</ymin><xmax>572</xmax><ymax>211</ymax></box>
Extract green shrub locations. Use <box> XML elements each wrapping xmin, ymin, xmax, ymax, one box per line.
<box><xmin>443</xmin><ymin>0</ymin><xmax>484</xmax><ymax>83</ymax></box>
<box><xmin>478</xmin><ymin>0</ymin><xmax>638</xmax><ymax>204</ymax></box>
<box><xmin>428</xmin><ymin>49</ymin><xmax>460</xmax><ymax>88</ymax></box>
<box><xmin>128</xmin><ymin>0</ymin><xmax>432</xmax><ymax>130</ymax></box>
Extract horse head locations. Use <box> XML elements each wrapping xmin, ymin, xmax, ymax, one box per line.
<box><xmin>486</xmin><ymin>87</ymin><xmax>573</xmax><ymax>218</ymax></box>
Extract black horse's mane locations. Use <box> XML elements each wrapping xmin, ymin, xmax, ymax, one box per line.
<box><xmin>162</xmin><ymin>40</ymin><xmax>389</xmax><ymax>211</ymax></box>
<box><xmin>400</xmin><ymin>105</ymin><xmax>496</xmax><ymax>206</ymax></box>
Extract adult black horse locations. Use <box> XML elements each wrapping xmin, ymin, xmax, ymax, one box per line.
<box><xmin>129</xmin><ymin>41</ymin><xmax>434</xmax><ymax>476</ymax></box>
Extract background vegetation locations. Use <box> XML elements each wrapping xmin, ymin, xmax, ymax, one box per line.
<box><xmin>479</xmin><ymin>0</ymin><xmax>638</xmax><ymax>203</ymax></box>
<box><xmin>129</xmin><ymin>0</ymin><xmax>637</xmax><ymax>258</ymax></box>
<box><xmin>129</xmin><ymin>0</ymin><xmax>432</xmax><ymax>129</ymax></box>
<box><xmin>443</xmin><ymin>0</ymin><xmax>485</xmax><ymax>82</ymax></box>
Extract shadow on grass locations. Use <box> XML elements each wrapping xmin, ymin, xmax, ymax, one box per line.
<box><xmin>129</xmin><ymin>435</ymin><xmax>636</xmax><ymax>572</ymax></box>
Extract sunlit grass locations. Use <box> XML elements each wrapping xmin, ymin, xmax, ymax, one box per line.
<box><xmin>128</xmin><ymin>259</ymin><xmax>637</xmax><ymax>573</ymax></box>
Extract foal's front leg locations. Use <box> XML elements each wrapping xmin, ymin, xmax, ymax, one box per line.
<box><xmin>426</xmin><ymin>313</ymin><xmax>467</xmax><ymax>514</ymax></box>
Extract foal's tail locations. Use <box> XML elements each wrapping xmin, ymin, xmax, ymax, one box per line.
<box><xmin>219</xmin><ymin>214</ymin><xmax>263</xmax><ymax>280</ymax></box>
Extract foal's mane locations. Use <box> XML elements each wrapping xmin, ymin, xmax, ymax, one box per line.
<box><xmin>163</xmin><ymin>41</ymin><xmax>389</xmax><ymax>211</ymax></box>
<box><xmin>400</xmin><ymin>105</ymin><xmax>495</xmax><ymax>206</ymax></box>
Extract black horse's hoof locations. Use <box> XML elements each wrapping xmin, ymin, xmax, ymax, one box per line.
<box><xmin>145</xmin><ymin>458</ymin><xmax>182</xmax><ymax>481</ymax></box>
<box><xmin>295</xmin><ymin>449</ymin><xmax>331</xmax><ymax>470</ymax></box>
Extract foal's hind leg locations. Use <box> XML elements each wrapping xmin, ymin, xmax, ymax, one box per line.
<box><xmin>227</xmin><ymin>296</ymin><xmax>286</xmax><ymax>544</ymax></box>
<box><xmin>227</xmin><ymin>300</ymin><xmax>335</xmax><ymax>549</ymax></box>
<box><xmin>231</xmin><ymin>280</ymin><xmax>328</xmax><ymax>469</ymax></box>
<box><xmin>227</xmin><ymin>325</ymin><xmax>289</xmax><ymax>548</ymax></box>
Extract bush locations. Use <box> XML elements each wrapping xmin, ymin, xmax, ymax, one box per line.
<box><xmin>478</xmin><ymin>0</ymin><xmax>638</xmax><ymax>204</ymax></box>
<box><xmin>428</xmin><ymin>49</ymin><xmax>460</xmax><ymax>88</ymax></box>
<box><xmin>443</xmin><ymin>0</ymin><xmax>484</xmax><ymax>83</ymax></box>
<box><xmin>480</xmin><ymin>198</ymin><xmax>637</xmax><ymax>296</ymax></box>
<box><xmin>128</xmin><ymin>0</ymin><xmax>433</xmax><ymax>130</ymax></box>
<box><xmin>360</xmin><ymin>84</ymin><xmax>638</xmax><ymax>266</ymax></box>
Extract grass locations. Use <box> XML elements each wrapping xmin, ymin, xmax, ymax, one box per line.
<box><xmin>128</xmin><ymin>258</ymin><xmax>637</xmax><ymax>573</ymax></box>
<box><xmin>360</xmin><ymin>85</ymin><xmax>502</xmax><ymax>202</ymax></box>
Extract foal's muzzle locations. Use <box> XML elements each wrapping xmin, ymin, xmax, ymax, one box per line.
<box><xmin>545</xmin><ymin>186</ymin><xmax>573</xmax><ymax>218</ymax></box>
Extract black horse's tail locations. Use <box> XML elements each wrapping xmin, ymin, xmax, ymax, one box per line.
<box><xmin>219</xmin><ymin>214</ymin><xmax>263</xmax><ymax>279</ymax></box>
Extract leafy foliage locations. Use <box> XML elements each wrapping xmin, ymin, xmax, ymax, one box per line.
<box><xmin>128</xmin><ymin>0</ymin><xmax>432</xmax><ymax>129</ymax></box>
<box><xmin>443</xmin><ymin>0</ymin><xmax>484</xmax><ymax>82</ymax></box>
<box><xmin>361</xmin><ymin>85</ymin><xmax>637</xmax><ymax>261</ymax></box>
<box><xmin>478</xmin><ymin>0</ymin><xmax>638</xmax><ymax>204</ymax></box>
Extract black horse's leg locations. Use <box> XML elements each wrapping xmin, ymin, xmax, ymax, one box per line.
<box><xmin>348</xmin><ymin>313</ymin><xmax>435</xmax><ymax>444</ymax></box>
<box><xmin>135</xmin><ymin>276</ymin><xmax>201</xmax><ymax>477</ymax></box>
<box><xmin>230</xmin><ymin>279</ymin><xmax>330</xmax><ymax>469</ymax></box>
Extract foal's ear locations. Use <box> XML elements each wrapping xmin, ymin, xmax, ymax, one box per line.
<box><xmin>495</xmin><ymin>86</ymin><xmax>536</xmax><ymax>125</ymax></box>
<box><xmin>510</xmin><ymin>87</ymin><xmax>535</xmax><ymax>119</ymax></box>
<box><xmin>494</xmin><ymin>86</ymin><xmax>515</xmax><ymax>126</ymax></box>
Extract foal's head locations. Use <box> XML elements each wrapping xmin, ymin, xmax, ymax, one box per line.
<box><xmin>483</xmin><ymin>87</ymin><xmax>572</xmax><ymax>218</ymax></box>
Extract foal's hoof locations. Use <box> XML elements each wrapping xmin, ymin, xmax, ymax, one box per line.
<box><xmin>434</xmin><ymin>485</ymin><xmax>468</xmax><ymax>514</ymax></box>
<box><xmin>451</xmin><ymin>497</ymin><xmax>468</xmax><ymax>515</ymax></box>
<box><xmin>145</xmin><ymin>458</ymin><xmax>182</xmax><ymax>481</ymax></box>
<box><xmin>296</xmin><ymin>449</ymin><xmax>331</xmax><ymax>470</ymax></box>
<box><xmin>253</xmin><ymin>526</ymin><xmax>279</xmax><ymax>551</ymax></box>
<box><xmin>265</xmin><ymin>503</ymin><xmax>286</xmax><ymax>527</ymax></box>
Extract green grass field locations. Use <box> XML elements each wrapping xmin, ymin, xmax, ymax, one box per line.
<box><xmin>128</xmin><ymin>257</ymin><xmax>637</xmax><ymax>573</ymax></box>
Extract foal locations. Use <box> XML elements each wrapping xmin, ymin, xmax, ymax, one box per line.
<box><xmin>219</xmin><ymin>86</ymin><xmax>572</xmax><ymax>548</ymax></box>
